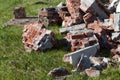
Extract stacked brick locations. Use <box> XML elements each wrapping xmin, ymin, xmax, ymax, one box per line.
<box><xmin>65</xmin><ymin>29</ymin><xmax>98</xmax><ymax>52</ymax></box>
<box><xmin>39</xmin><ymin>7</ymin><xmax>62</xmax><ymax>26</ymax></box>
<box><xmin>56</xmin><ymin>2</ymin><xmax>70</xmax><ymax>20</ymax></box>
<box><xmin>62</xmin><ymin>0</ymin><xmax>84</xmax><ymax>27</ymax></box>
<box><xmin>22</xmin><ymin>22</ymin><xmax>56</xmax><ymax>52</ymax></box>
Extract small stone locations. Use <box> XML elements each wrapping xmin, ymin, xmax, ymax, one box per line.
<box><xmin>48</xmin><ymin>68</ymin><xmax>70</xmax><ymax>77</ymax></box>
<box><xmin>85</xmin><ymin>69</ymin><xmax>100</xmax><ymax>77</ymax></box>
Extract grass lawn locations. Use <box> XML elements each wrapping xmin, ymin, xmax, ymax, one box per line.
<box><xmin>0</xmin><ymin>0</ymin><xmax>120</xmax><ymax>80</ymax></box>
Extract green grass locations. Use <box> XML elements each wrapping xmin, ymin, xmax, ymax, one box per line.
<box><xmin>0</xmin><ymin>0</ymin><xmax>120</xmax><ymax>80</ymax></box>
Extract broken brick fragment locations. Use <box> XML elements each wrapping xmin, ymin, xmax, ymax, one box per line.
<box><xmin>13</xmin><ymin>7</ymin><xmax>26</xmax><ymax>19</ymax></box>
<box><xmin>22</xmin><ymin>22</ymin><xmax>56</xmax><ymax>52</ymax></box>
<box><xmin>65</xmin><ymin>29</ymin><xmax>98</xmax><ymax>51</ymax></box>
<box><xmin>87</xmin><ymin>21</ymin><xmax>103</xmax><ymax>33</ymax></box>
<box><xmin>62</xmin><ymin>0</ymin><xmax>84</xmax><ymax>27</ymax></box>
<box><xmin>83</xmin><ymin>13</ymin><xmax>95</xmax><ymax>24</ymax></box>
<box><xmin>66</xmin><ymin>0</ymin><xmax>83</xmax><ymax>21</ymax></box>
<box><xmin>57</xmin><ymin>3</ymin><xmax>70</xmax><ymax>20</ymax></box>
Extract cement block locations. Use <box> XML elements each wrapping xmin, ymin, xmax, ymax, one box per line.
<box><xmin>63</xmin><ymin>43</ymin><xmax>100</xmax><ymax>66</ymax></box>
<box><xmin>80</xmin><ymin>0</ymin><xmax>109</xmax><ymax>19</ymax></box>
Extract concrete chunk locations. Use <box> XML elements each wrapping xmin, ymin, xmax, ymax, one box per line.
<box><xmin>77</xmin><ymin>56</ymin><xmax>91</xmax><ymax>72</ymax></box>
<box><xmin>63</xmin><ymin>43</ymin><xmax>100</xmax><ymax>66</ymax></box>
<box><xmin>59</xmin><ymin>24</ymin><xmax>86</xmax><ymax>34</ymax></box>
<box><xmin>113</xmin><ymin>13</ymin><xmax>120</xmax><ymax>31</ymax></box>
<box><xmin>108</xmin><ymin>0</ymin><xmax>120</xmax><ymax>13</ymax></box>
<box><xmin>112</xmin><ymin>32</ymin><xmax>120</xmax><ymax>42</ymax></box>
<box><xmin>80</xmin><ymin>0</ymin><xmax>109</xmax><ymax>20</ymax></box>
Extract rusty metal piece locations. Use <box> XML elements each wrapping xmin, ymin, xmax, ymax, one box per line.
<box><xmin>14</xmin><ymin>7</ymin><xmax>26</xmax><ymax>19</ymax></box>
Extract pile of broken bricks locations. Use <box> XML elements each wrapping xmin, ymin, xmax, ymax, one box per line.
<box><xmin>4</xmin><ymin>0</ymin><xmax>120</xmax><ymax>78</ymax></box>
<box><xmin>22</xmin><ymin>22</ymin><xmax>56</xmax><ymax>52</ymax></box>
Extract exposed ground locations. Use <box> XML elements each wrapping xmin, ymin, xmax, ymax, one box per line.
<box><xmin>0</xmin><ymin>0</ymin><xmax>120</xmax><ymax>80</ymax></box>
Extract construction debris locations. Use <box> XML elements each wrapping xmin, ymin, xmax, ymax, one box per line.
<box><xmin>85</xmin><ymin>69</ymin><xmax>100</xmax><ymax>77</ymax></box>
<box><xmin>65</xmin><ymin>29</ymin><xmax>99</xmax><ymax>52</ymax></box>
<box><xmin>108</xmin><ymin>0</ymin><xmax>120</xmax><ymax>13</ymax></box>
<box><xmin>63</xmin><ymin>43</ymin><xmax>100</xmax><ymax>66</ymax></box>
<box><xmin>62</xmin><ymin>0</ymin><xmax>84</xmax><ymax>27</ymax></box>
<box><xmin>39</xmin><ymin>7</ymin><xmax>62</xmax><ymax>26</ymax></box>
<box><xmin>113</xmin><ymin>13</ymin><xmax>120</xmax><ymax>31</ymax></box>
<box><xmin>4</xmin><ymin>7</ymin><xmax>38</xmax><ymax>27</ymax></box>
<box><xmin>22</xmin><ymin>22</ymin><xmax>56</xmax><ymax>52</ymax></box>
<box><xmin>21</xmin><ymin>0</ymin><xmax>120</xmax><ymax>78</ymax></box>
<box><xmin>13</xmin><ymin>7</ymin><xmax>26</xmax><ymax>19</ymax></box>
<box><xmin>111</xmin><ymin>32</ymin><xmax>120</xmax><ymax>43</ymax></box>
<box><xmin>59</xmin><ymin>24</ymin><xmax>86</xmax><ymax>34</ymax></box>
<box><xmin>57</xmin><ymin>2</ymin><xmax>70</xmax><ymax>20</ymax></box>
<box><xmin>83</xmin><ymin>13</ymin><xmax>95</xmax><ymax>24</ymax></box>
<box><xmin>3</xmin><ymin>0</ymin><xmax>120</xmax><ymax>79</ymax></box>
<box><xmin>48</xmin><ymin>68</ymin><xmax>71</xmax><ymax>80</ymax></box>
<box><xmin>48</xmin><ymin>68</ymin><xmax>70</xmax><ymax>77</ymax></box>
<box><xmin>4</xmin><ymin>17</ymin><xmax>38</xmax><ymax>27</ymax></box>
<box><xmin>80</xmin><ymin>0</ymin><xmax>109</xmax><ymax>20</ymax></box>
